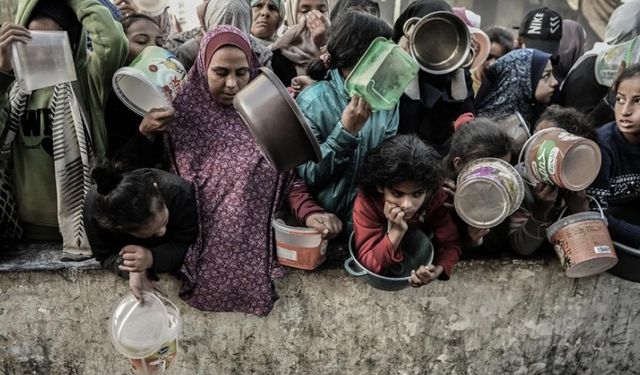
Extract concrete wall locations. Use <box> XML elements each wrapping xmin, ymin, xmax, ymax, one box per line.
<box><xmin>1</xmin><ymin>259</ymin><xmax>639</xmax><ymax>374</ymax></box>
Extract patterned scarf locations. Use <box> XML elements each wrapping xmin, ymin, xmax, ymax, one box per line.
<box><xmin>2</xmin><ymin>82</ymin><xmax>93</xmax><ymax>256</ymax></box>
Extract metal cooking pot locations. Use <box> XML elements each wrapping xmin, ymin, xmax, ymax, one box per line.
<box><xmin>608</xmin><ymin>241</ymin><xmax>640</xmax><ymax>282</ymax></box>
<box><xmin>403</xmin><ymin>11</ymin><xmax>474</xmax><ymax>75</ymax></box>
<box><xmin>344</xmin><ymin>229</ymin><xmax>434</xmax><ymax>291</ymax></box>
<box><xmin>233</xmin><ymin>68</ymin><xmax>322</xmax><ymax>172</ymax></box>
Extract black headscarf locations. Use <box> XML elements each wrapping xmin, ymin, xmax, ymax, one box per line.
<box><xmin>391</xmin><ymin>0</ymin><xmax>452</xmax><ymax>42</ymax></box>
<box><xmin>330</xmin><ymin>0</ymin><xmax>380</xmax><ymax>22</ymax></box>
<box><xmin>29</xmin><ymin>1</ymin><xmax>82</xmax><ymax>52</ymax></box>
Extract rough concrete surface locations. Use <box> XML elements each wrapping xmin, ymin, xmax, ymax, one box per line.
<box><xmin>1</xmin><ymin>259</ymin><xmax>639</xmax><ymax>375</ymax></box>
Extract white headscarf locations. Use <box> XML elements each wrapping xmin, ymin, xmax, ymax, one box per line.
<box><xmin>604</xmin><ymin>0</ymin><xmax>640</xmax><ymax>45</ymax></box>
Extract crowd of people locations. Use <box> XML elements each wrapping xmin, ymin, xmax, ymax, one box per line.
<box><xmin>0</xmin><ymin>0</ymin><xmax>638</xmax><ymax>317</ymax></box>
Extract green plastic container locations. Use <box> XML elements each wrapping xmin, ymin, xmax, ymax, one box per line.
<box><xmin>345</xmin><ymin>37</ymin><xmax>419</xmax><ymax>110</ymax></box>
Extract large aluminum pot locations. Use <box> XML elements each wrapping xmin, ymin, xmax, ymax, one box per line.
<box><xmin>233</xmin><ymin>68</ymin><xmax>322</xmax><ymax>172</ymax></box>
<box><xmin>344</xmin><ymin>230</ymin><xmax>434</xmax><ymax>292</ymax></box>
<box><xmin>403</xmin><ymin>11</ymin><xmax>474</xmax><ymax>75</ymax></box>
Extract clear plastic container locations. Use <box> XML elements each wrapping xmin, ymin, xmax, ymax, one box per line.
<box><xmin>345</xmin><ymin>37</ymin><xmax>419</xmax><ymax>110</ymax></box>
<box><xmin>272</xmin><ymin>212</ymin><xmax>327</xmax><ymax>270</ymax></box>
<box><xmin>595</xmin><ymin>36</ymin><xmax>640</xmax><ymax>87</ymax></box>
<box><xmin>10</xmin><ymin>31</ymin><xmax>77</xmax><ymax>92</ymax></box>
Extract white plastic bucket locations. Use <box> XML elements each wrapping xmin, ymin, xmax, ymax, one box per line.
<box><xmin>272</xmin><ymin>212</ymin><xmax>327</xmax><ymax>270</ymax></box>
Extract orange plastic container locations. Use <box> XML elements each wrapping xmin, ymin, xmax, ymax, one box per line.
<box><xmin>272</xmin><ymin>212</ymin><xmax>327</xmax><ymax>270</ymax></box>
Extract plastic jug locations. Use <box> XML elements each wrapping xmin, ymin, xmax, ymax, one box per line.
<box><xmin>595</xmin><ymin>36</ymin><xmax>640</xmax><ymax>87</ymax></box>
<box><xmin>345</xmin><ymin>37</ymin><xmax>419</xmax><ymax>110</ymax></box>
<box><xmin>10</xmin><ymin>31</ymin><xmax>77</xmax><ymax>92</ymax></box>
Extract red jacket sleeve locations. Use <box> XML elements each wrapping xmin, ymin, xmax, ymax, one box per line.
<box><xmin>423</xmin><ymin>189</ymin><xmax>463</xmax><ymax>280</ymax></box>
<box><xmin>288</xmin><ymin>178</ymin><xmax>326</xmax><ymax>224</ymax></box>
<box><xmin>353</xmin><ymin>192</ymin><xmax>404</xmax><ymax>274</ymax></box>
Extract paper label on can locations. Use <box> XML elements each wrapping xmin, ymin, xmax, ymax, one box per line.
<box><xmin>533</xmin><ymin>140</ymin><xmax>558</xmax><ymax>185</ymax></box>
<box><xmin>594</xmin><ymin>245</ymin><xmax>611</xmax><ymax>254</ymax></box>
<box><xmin>277</xmin><ymin>247</ymin><xmax>298</xmax><ymax>261</ymax></box>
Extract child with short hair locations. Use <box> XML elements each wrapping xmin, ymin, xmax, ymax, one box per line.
<box><xmin>587</xmin><ymin>64</ymin><xmax>640</xmax><ymax>248</ymax></box>
<box><xmin>352</xmin><ymin>135</ymin><xmax>462</xmax><ymax>287</ymax></box>
<box><xmin>510</xmin><ymin>105</ymin><xmax>595</xmax><ymax>256</ymax></box>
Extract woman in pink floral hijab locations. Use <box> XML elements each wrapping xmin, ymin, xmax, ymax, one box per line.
<box><xmin>167</xmin><ymin>26</ymin><xmax>291</xmax><ymax>316</ymax></box>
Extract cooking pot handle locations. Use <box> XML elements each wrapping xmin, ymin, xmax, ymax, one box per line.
<box><xmin>344</xmin><ymin>257</ymin><xmax>367</xmax><ymax>277</ymax></box>
<box><xmin>403</xmin><ymin>17</ymin><xmax>421</xmax><ymax>38</ymax></box>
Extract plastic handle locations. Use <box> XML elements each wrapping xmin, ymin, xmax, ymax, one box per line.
<box><xmin>557</xmin><ymin>195</ymin><xmax>606</xmax><ymax>220</ymax></box>
<box><xmin>517</xmin><ymin>129</ymin><xmax>539</xmax><ymax>187</ymax></box>
<box><xmin>343</xmin><ymin>257</ymin><xmax>367</xmax><ymax>277</ymax></box>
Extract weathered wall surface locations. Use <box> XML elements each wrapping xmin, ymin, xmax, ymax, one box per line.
<box><xmin>1</xmin><ymin>259</ymin><xmax>639</xmax><ymax>375</ymax></box>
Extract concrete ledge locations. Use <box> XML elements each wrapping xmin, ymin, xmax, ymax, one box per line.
<box><xmin>1</xmin><ymin>257</ymin><xmax>639</xmax><ymax>375</ymax></box>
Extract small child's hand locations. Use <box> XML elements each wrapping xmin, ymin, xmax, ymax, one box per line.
<box><xmin>305</xmin><ymin>212</ymin><xmax>343</xmax><ymax>239</ymax></box>
<box><xmin>119</xmin><ymin>245</ymin><xmax>154</xmax><ymax>273</ymax></box>
<box><xmin>468</xmin><ymin>226</ymin><xmax>490</xmax><ymax>246</ymax></box>
<box><xmin>384</xmin><ymin>201</ymin><xmax>408</xmax><ymax>232</ymax></box>
<box><xmin>441</xmin><ymin>178</ymin><xmax>456</xmax><ymax>208</ymax></box>
<box><xmin>409</xmin><ymin>264</ymin><xmax>443</xmax><ymax>287</ymax></box>
<box><xmin>291</xmin><ymin>75</ymin><xmax>315</xmax><ymax>96</ymax></box>
<box><xmin>306</xmin><ymin>10</ymin><xmax>330</xmax><ymax>46</ymax></box>
<box><xmin>341</xmin><ymin>96</ymin><xmax>372</xmax><ymax>136</ymax></box>
<box><xmin>531</xmin><ymin>183</ymin><xmax>558</xmax><ymax>221</ymax></box>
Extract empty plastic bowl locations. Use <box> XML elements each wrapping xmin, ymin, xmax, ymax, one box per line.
<box><xmin>10</xmin><ymin>30</ymin><xmax>77</xmax><ymax>92</ymax></box>
<box><xmin>345</xmin><ymin>37</ymin><xmax>419</xmax><ymax>110</ymax></box>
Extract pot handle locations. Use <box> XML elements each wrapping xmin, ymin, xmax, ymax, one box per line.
<box><xmin>344</xmin><ymin>257</ymin><xmax>367</xmax><ymax>277</ymax></box>
<box><xmin>403</xmin><ymin>17</ymin><xmax>421</xmax><ymax>38</ymax></box>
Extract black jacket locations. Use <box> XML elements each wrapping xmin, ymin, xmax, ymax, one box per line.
<box><xmin>84</xmin><ymin>169</ymin><xmax>198</xmax><ymax>278</ymax></box>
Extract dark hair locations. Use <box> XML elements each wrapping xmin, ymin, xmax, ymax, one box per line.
<box><xmin>307</xmin><ymin>11</ymin><xmax>392</xmax><ymax>81</ymax></box>
<box><xmin>120</xmin><ymin>13</ymin><xmax>160</xmax><ymax>33</ymax></box>
<box><xmin>613</xmin><ymin>63</ymin><xmax>640</xmax><ymax>96</ymax></box>
<box><xmin>443</xmin><ymin>118</ymin><xmax>514</xmax><ymax>176</ymax></box>
<box><xmin>329</xmin><ymin>0</ymin><xmax>380</xmax><ymax>22</ymax></box>
<box><xmin>536</xmin><ymin>105</ymin><xmax>597</xmax><ymax>142</ymax></box>
<box><xmin>91</xmin><ymin>160</ymin><xmax>164</xmax><ymax>232</ymax></box>
<box><xmin>486</xmin><ymin>27</ymin><xmax>514</xmax><ymax>57</ymax></box>
<box><xmin>357</xmin><ymin>134</ymin><xmax>443</xmax><ymax>197</ymax></box>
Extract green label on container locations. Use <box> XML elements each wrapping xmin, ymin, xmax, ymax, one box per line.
<box><xmin>533</xmin><ymin>140</ymin><xmax>559</xmax><ymax>185</ymax></box>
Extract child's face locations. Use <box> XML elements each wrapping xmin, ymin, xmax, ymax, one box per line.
<box><xmin>296</xmin><ymin>0</ymin><xmax>328</xmax><ymax>23</ymax></box>
<box><xmin>534</xmin><ymin>60</ymin><xmax>558</xmax><ymax>104</ymax></box>
<box><xmin>615</xmin><ymin>76</ymin><xmax>640</xmax><ymax>144</ymax></box>
<box><xmin>125</xmin><ymin>18</ymin><xmax>164</xmax><ymax>65</ymax></box>
<box><xmin>382</xmin><ymin>181</ymin><xmax>430</xmax><ymax>220</ymax></box>
<box><xmin>128</xmin><ymin>202</ymin><xmax>169</xmax><ymax>239</ymax></box>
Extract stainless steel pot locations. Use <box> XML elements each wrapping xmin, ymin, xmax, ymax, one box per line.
<box><xmin>344</xmin><ymin>229</ymin><xmax>434</xmax><ymax>291</ymax></box>
<box><xmin>403</xmin><ymin>11</ymin><xmax>474</xmax><ymax>75</ymax></box>
<box><xmin>233</xmin><ymin>67</ymin><xmax>322</xmax><ymax>172</ymax></box>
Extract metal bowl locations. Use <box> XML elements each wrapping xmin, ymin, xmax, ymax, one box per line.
<box><xmin>404</xmin><ymin>11</ymin><xmax>472</xmax><ymax>75</ymax></box>
<box><xmin>233</xmin><ymin>68</ymin><xmax>322</xmax><ymax>172</ymax></box>
<box><xmin>344</xmin><ymin>229</ymin><xmax>434</xmax><ymax>291</ymax></box>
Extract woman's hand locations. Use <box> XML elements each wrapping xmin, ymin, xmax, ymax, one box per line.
<box><xmin>139</xmin><ymin>107</ymin><xmax>175</xmax><ymax>140</ymax></box>
<box><xmin>531</xmin><ymin>183</ymin><xmax>558</xmax><ymax>222</ymax></box>
<box><xmin>118</xmin><ymin>245</ymin><xmax>154</xmax><ymax>273</ymax></box>
<box><xmin>341</xmin><ymin>96</ymin><xmax>371</xmax><ymax>136</ymax></box>
<box><xmin>306</xmin><ymin>10</ymin><xmax>329</xmax><ymax>47</ymax></box>
<box><xmin>115</xmin><ymin>0</ymin><xmax>139</xmax><ymax>17</ymax></box>
<box><xmin>305</xmin><ymin>212</ymin><xmax>343</xmax><ymax>240</ymax></box>
<box><xmin>409</xmin><ymin>264</ymin><xmax>443</xmax><ymax>287</ymax></box>
<box><xmin>0</xmin><ymin>23</ymin><xmax>31</xmax><ymax>74</ymax></box>
<box><xmin>129</xmin><ymin>271</ymin><xmax>155</xmax><ymax>301</ymax></box>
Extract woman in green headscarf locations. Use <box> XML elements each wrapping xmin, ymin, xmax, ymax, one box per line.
<box><xmin>251</xmin><ymin>0</ymin><xmax>285</xmax><ymax>47</ymax></box>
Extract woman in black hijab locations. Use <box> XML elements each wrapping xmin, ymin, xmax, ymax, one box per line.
<box><xmin>392</xmin><ymin>0</ymin><xmax>476</xmax><ymax>154</ymax></box>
